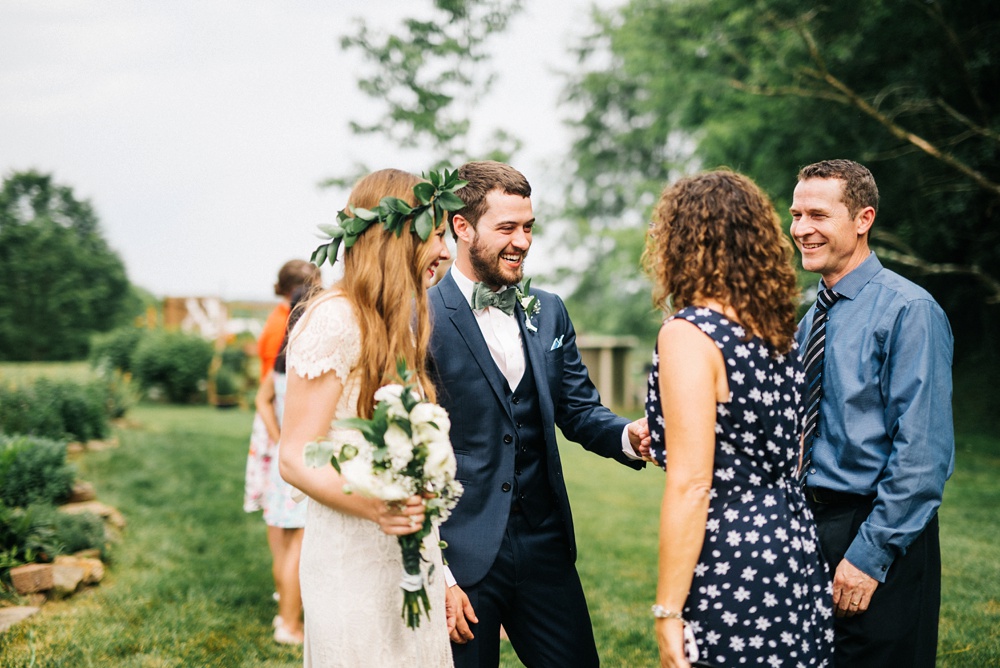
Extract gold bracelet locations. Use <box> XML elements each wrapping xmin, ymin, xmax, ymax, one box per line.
<box><xmin>651</xmin><ymin>604</ymin><xmax>685</xmax><ymax>621</ymax></box>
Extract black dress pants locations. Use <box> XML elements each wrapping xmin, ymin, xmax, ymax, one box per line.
<box><xmin>809</xmin><ymin>498</ymin><xmax>941</xmax><ymax>668</ymax></box>
<box><xmin>450</xmin><ymin>507</ymin><xmax>599</xmax><ymax>668</ymax></box>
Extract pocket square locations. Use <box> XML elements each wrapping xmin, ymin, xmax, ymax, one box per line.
<box><xmin>550</xmin><ymin>335</ymin><xmax>564</xmax><ymax>351</ymax></box>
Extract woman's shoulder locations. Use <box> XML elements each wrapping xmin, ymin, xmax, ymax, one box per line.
<box><xmin>286</xmin><ymin>292</ymin><xmax>361</xmax><ymax>381</ymax></box>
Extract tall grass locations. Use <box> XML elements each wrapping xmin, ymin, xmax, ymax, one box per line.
<box><xmin>0</xmin><ymin>401</ymin><xmax>996</xmax><ymax>666</ymax></box>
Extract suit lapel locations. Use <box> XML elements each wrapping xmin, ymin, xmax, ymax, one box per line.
<box><xmin>438</xmin><ymin>274</ymin><xmax>513</xmax><ymax>419</ymax></box>
<box><xmin>517</xmin><ymin>303</ymin><xmax>556</xmax><ymax>432</ymax></box>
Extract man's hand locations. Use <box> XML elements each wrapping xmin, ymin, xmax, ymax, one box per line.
<box><xmin>627</xmin><ymin>417</ymin><xmax>652</xmax><ymax>460</ymax></box>
<box><xmin>832</xmin><ymin>558</ymin><xmax>878</xmax><ymax>618</ymax></box>
<box><xmin>447</xmin><ymin>584</ymin><xmax>477</xmax><ymax>644</ymax></box>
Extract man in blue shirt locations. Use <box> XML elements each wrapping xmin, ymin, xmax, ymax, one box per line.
<box><xmin>790</xmin><ymin>159</ymin><xmax>954</xmax><ymax>667</ymax></box>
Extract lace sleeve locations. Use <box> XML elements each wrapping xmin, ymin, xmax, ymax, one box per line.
<box><xmin>285</xmin><ymin>295</ymin><xmax>360</xmax><ymax>384</ymax></box>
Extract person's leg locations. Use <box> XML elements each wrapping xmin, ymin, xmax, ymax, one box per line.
<box><xmin>267</xmin><ymin>525</ymin><xmax>304</xmax><ymax>642</ymax></box>
<box><xmin>277</xmin><ymin>528</ymin><xmax>305</xmax><ymax>637</ymax></box>
<box><xmin>502</xmin><ymin>510</ymin><xmax>599</xmax><ymax>668</ymax></box>
<box><xmin>813</xmin><ymin>502</ymin><xmax>940</xmax><ymax>668</ymax></box>
<box><xmin>451</xmin><ymin>534</ymin><xmax>512</xmax><ymax>668</ymax></box>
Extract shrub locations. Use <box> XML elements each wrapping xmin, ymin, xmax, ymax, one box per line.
<box><xmin>0</xmin><ymin>434</ymin><xmax>75</xmax><ymax>507</ymax></box>
<box><xmin>0</xmin><ymin>378</ymin><xmax>113</xmax><ymax>441</ymax></box>
<box><xmin>132</xmin><ymin>330</ymin><xmax>214</xmax><ymax>403</ymax></box>
<box><xmin>90</xmin><ymin>326</ymin><xmax>145</xmax><ymax>375</ymax></box>
<box><xmin>100</xmin><ymin>370</ymin><xmax>139</xmax><ymax>419</ymax></box>
<box><xmin>0</xmin><ymin>504</ymin><xmax>105</xmax><ymax>569</ymax></box>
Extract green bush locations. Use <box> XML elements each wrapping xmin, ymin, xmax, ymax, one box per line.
<box><xmin>89</xmin><ymin>326</ymin><xmax>144</xmax><ymax>375</ymax></box>
<box><xmin>132</xmin><ymin>330</ymin><xmax>213</xmax><ymax>403</ymax></box>
<box><xmin>0</xmin><ymin>378</ymin><xmax>113</xmax><ymax>442</ymax></box>
<box><xmin>0</xmin><ymin>504</ymin><xmax>105</xmax><ymax>569</ymax></box>
<box><xmin>0</xmin><ymin>434</ymin><xmax>75</xmax><ymax>507</ymax></box>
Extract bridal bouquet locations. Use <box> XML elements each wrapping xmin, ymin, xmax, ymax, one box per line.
<box><xmin>304</xmin><ymin>360</ymin><xmax>464</xmax><ymax>629</ymax></box>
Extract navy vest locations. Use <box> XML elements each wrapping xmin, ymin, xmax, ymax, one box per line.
<box><xmin>505</xmin><ymin>349</ymin><xmax>554</xmax><ymax>527</ymax></box>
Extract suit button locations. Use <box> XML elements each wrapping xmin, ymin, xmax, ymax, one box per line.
<box><xmin>512</xmin><ymin>397</ymin><xmax>520</xmax><ymax>404</ymax></box>
<box><xmin>501</xmin><ymin>482</ymin><xmax>511</xmax><ymax>493</ymax></box>
<box><xmin>503</xmin><ymin>434</ymin><xmax>513</xmax><ymax>444</ymax></box>
<box><xmin>516</xmin><ymin>422</ymin><xmax>523</xmax><ymax>428</ymax></box>
<box><xmin>515</xmin><ymin>468</ymin><xmax>522</xmax><ymax>476</ymax></box>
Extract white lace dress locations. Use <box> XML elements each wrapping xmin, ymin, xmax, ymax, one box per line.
<box><xmin>286</xmin><ymin>295</ymin><xmax>453</xmax><ymax>668</ymax></box>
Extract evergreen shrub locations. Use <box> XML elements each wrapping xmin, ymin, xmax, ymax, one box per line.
<box><xmin>132</xmin><ymin>330</ymin><xmax>213</xmax><ymax>403</ymax></box>
<box><xmin>0</xmin><ymin>434</ymin><xmax>75</xmax><ymax>507</ymax></box>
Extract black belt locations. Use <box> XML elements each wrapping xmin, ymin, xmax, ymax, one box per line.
<box><xmin>805</xmin><ymin>487</ymin><xmax>875</xmax><ymax>506</ymax></box>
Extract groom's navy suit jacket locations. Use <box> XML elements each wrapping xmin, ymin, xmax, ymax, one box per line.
<box><xmin>429</xmin><ymin>272</ymin><xmax>643</xmax><ymax>587</ymax></box>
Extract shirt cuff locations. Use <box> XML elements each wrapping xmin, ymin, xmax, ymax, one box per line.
<box><xmin>444</xmin><ymin>564</ymin><xmax>457</xmax><ymax>588</ymax></box>
<box><xmin>844</xmin><ymin>536</ymin><xmax>895</xmax><ymax>584</ymax></box>
<box><xmin>621</xmin><ymin>426</ymin><xmax>642</xmax><ymax>460</ymax></box>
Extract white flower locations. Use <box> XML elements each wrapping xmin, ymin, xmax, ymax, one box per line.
<box><xmin>424</xmin><ymin>434</ymin><xmax>457</xmax><ymax>481</ymax></box>
<box><xmin>384</xmin><ymin>423</ymin><xmax>413</xmax><ymax>468</ymax></box>
<box><xmin>374</xmin><ymin>383</ymin><xmax>404</xmax><ymax>403</ymax></box>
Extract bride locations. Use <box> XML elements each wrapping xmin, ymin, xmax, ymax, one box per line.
<box><xmin>278</xmin><ymin>169</ymin><xmax>454</xmax><ymax>667</ymax></box>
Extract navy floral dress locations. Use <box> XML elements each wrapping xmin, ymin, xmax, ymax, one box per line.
<box><xmin>646</xmin><ymin>307</ymin><xmax>833</xmax><ymax>667</ymax></box>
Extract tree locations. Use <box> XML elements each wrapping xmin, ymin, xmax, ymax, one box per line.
<box><xmin>326</xmin><ymin>0</ymin><xmax>524</xmax><ymax>187</ymax></box>
<box><xmin>0</xmin><ymin>171</ymin><xmax>132</xmax><ymax>360</ymax></box>
<box><xmin>560</xmin><ymin>0</ymin><xmax>999</xmax><ymax>351</ymax></box>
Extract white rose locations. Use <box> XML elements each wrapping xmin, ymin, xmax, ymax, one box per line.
<box><xmin>424</xmin><ymin>434</ymin><xmax>456</xmax><ymax>481</ymax></box>
<box><xmin>384</xmin><ymin>422</ymin><xmax>414</xmax><ymax>468</ymax></box>
<box><xmin>410</xmin><ymin>403</ymin><xmax>450</xmax><ymax>444</ymax></box>
<box><xmin>373</xmin><ymin>384</ymin><xmax>404</xmax><ymax>403</ymax></box>
<box><xmin>339</xmin><ymin>455</ymin><xmax>377</xmax><ymax>496</ymax></box>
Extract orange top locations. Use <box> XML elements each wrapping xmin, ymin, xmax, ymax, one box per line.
<box><xmin>258</xmin><ymin>301</ymin><xmax>291</xmax><ymax>377</ymax></box>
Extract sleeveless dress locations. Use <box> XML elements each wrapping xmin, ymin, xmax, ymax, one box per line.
<box><xmin>262</xmin><ymin>371</ymin><xmax>308</xmax><ymax>528</ymax></box>
<box><xmin>286</xmin><ymin>295</ymin><xmax>453</xmax><ymax>668</ymax></box>
<box><xmin>645</xmin><ymin>307</ymin><xmax>833</xmax><ymax>667</ymax></box>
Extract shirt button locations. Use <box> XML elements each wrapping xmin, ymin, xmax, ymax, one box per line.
<box><xmin>503</xmin><ymin>434</ymin><xmax>513</xmax><ymax>444</ymax></box>
<box><xmin>501</xmin><ymin>482</ymin><xmax>511</xmax><ymax>493</ymax></box>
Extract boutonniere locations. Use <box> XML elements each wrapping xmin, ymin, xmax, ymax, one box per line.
<box><xmin>516</xmin><ymin>278</ymin><xmax>541</xmax><ymax>333</ymax></box>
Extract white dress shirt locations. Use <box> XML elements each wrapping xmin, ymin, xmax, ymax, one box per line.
<box><xmin>450</xmin><ymin>265</ymin><xmax>526</xmax><ymax>391</ymax></box>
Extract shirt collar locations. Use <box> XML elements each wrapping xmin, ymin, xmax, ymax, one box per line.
<box><xmin>819</xmin><ymin>251</ymin><xmax>882</xmax><ymax>301</ymax></box>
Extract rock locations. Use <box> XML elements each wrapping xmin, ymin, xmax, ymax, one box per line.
<box><xmin>50</xmin><ymin>565</ymin><xmax>86</xmax><ymax>599</ymax></box>
<box><xmin>54</xmin><ymin>555</ymin><xmax>104</xmax><ymax>584</ymax></box>
<box><xmin>0</xmin><ymin>606</ymin><xmax>40</xmax><ymax>633</ymax></box>
<box><xmin>10</xmin><ymin>564</ymin><xmax>53</xmax><ymax>594</ymax></box>
<box><xmin>73</xmin><ymin>548</ymin><xmax>102</xmax><ymax>560</ymax></box>
<box><xmin>59</xmin><ymin>501</ymin><xmax>127</xmax><ymax>530</ymax></box>
<box><xmin>68</xmin><ymin>480</ymin><xmax>97</xmax><ymax>503</ymax></box>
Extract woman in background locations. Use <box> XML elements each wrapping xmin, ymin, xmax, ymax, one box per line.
<box><xmin>244</xmin><ymin>259</ymin><xmax>320</xmax><ymax>645</ymax></box>
<box><xmin>643</xmin><ymin>170</ymin><xmax>832</xmax><ymax>667</ymax></box>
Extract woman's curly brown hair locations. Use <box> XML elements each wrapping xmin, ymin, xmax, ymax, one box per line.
<box><xmin>643</xmin><ymin>170</ymin><xmax>800</xmax><ymax>354</ymax></box>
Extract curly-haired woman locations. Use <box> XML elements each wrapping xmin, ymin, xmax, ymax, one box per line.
<box><xmin>643</xmin><ymin>170</ymin><xmax>833</xmax><ymax>668</ymax></box>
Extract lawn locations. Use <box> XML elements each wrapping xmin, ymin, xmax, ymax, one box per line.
<box><xmin>1</xmin><ymin>401</ymin><xmax>998</xmax><ymax>666</ymax></box>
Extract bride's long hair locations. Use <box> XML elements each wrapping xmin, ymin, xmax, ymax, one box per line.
<box><xmin>317</xmin><ymin>169</ymin><xmax>441</xmax><ymax>417</ymax></box>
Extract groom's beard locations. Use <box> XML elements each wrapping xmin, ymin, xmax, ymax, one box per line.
<box><xmin>468</xmin><ymin>234</ymin><xmax>527</xmax><ymax>290</ymax></box>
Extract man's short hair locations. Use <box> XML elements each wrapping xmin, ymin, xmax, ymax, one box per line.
<box><xmin>450</xmin><ymin>161</ymin><xmax>532</xmax><ymax>236</ymax></box>
<box><xmin>797</xmin><ymin>159</ymin><xmax>879</xmax><ymax>218</ymax></box>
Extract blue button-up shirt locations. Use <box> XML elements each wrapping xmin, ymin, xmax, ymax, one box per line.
<box><xmin>797</xmin><ymin>252</ymin><xmax>954</xmax><ymax>582</ymax></box>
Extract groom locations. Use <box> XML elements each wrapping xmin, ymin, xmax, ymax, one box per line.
<box><xmin>429</xmin><ymin>161</ymin><xmax>650</xmax><ymax>667</ymax></box>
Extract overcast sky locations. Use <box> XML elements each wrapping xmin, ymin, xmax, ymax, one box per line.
<box><xmin>0</xmin><ymin>1</ymin><xmax>620</xmax><ymax>301</ymax></box>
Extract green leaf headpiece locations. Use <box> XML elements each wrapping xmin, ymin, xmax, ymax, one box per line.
<box><xmin>310</xmin><ymin>169</ymin><xmax>467</xmax><ymax>267</ymax></box>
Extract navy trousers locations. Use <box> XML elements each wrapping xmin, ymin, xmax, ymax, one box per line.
<box><xmin>450</xmin><ymin>507</ymin><xmax>599</xmax><ymax>668</ymax></box>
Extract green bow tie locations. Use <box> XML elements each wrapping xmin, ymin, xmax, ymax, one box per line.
<box><xmin>471</xmin><ymin>282</ymin><xmax>517</xmax><ymax>315</ymax></box>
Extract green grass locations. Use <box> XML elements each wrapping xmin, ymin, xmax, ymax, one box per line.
<box><xmin>1</xmin><ymin>400</ymin><xmax>997</xmax><ymax>666</ymax></box>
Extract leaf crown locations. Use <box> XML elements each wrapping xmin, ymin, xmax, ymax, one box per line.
<box><xmin>311</xmin><ymin>169</ymin><xmax>467</xmax><ymax>267</ymax></box>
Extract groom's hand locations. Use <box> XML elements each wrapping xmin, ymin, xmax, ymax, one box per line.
<box><xmin>627</xmin><ymin>418</ymin><xmax>653</xmax><ymax>460</ymax></box>
<box><xmin>447</xmin><ymin>584</ymin><xmax>477</xmax><ymax>644</ymax></box>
